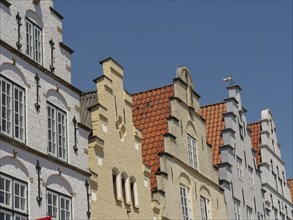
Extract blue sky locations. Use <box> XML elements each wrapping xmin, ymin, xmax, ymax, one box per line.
<box><xmin>54</xmin><ymin>1</ymin><xmax>292</xmax><ymax>178</ymax></box>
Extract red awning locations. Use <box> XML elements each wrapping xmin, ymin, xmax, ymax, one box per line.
<box><xmin>36</xmin><ymin>217</ymin><xmax>52</xmax><ymax>220</ymax></box>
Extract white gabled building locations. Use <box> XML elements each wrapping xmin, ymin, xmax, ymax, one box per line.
<box><xmin>201</xmin><ymin>85</ymin><xmax>265</xmax><ymax>220</ymax></box>
<box><xmin>249</xmin><ymin>109</ymin><xmax>293</xmax><ymax>220</ymax></box>
<box><xmin>0</xmin><ymin>0</ymin><xmax>91</xmax><ymax>219</ymax></box>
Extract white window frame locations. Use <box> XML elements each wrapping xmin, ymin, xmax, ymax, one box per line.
<box><xmin>47</xmin><ymin>190</ymin><xmax>71</xmax><ymax>220</ymax></box>
<box><xmin>237</xmin><ymin>157</ymin><xmax>244</xmax><ymax>181</ymax></box>
<box><xmin>188</xmin><ymin>135</ymin><xmax>197</xmax><ymax>169</ymax></box>
<box><xmin>0</xmin><ymin>77</ymin><xmax>25</xmax><ymax>142</ymax></box>
<box><xmin>0</xmin><ymin>174</ymin><xmax>28</xmax><ymax>219</ymax></box>
<box><xmin>25</xmin><ymin>18</ymin><xmax>42</xmax><ymax>64</ymax></box>
<box><xmin>200</xmin><ymin>196</ymin><xmax>210</xmax><ymax>220</ymax></box>
<box><xmin>47</xmin><ymin>103</ymin><xmax>67</xmax><ymax>161</ymax></box>
<box><xmin>0</xmin><ymin>175</ymin><xmax>12</xmax><ymax>209</ymax></box>
<box><xmin>13</xmin><ymin>180</ymin><xmax>27</xmax><ymax>213</ymax></box>
<box><xmin>180</xmin><ymin>185</ymin><xmax>191</xmax><ymax>220</ymax></box>
<box><xmin>234</xmin><ymin>200</ymin><xmax>241</xmax><ymax>220</ymax></box>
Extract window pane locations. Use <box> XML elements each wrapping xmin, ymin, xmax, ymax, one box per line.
<box><xmin>1</xmin><ymin>80</ymin><xmax>12</xmax><ymax>135</ymax></box>
<box><xmin>48</xmin><ymin>105</ymin><xmax>56</xmax><ymax>155</ymax></box>
<box><xmin>47</xmin><ymin>192</ymin><xmax>58</xmax><ymax>218</ymax></box>
<box><xmin>26</xmin><ymin>19</ymin><xmax>42</xmax><ymax>63</ymax></box>
<box><xmin>180</xmin><ymin>186</ymin><xmax>190</xmax><ymax>220</ymax></box>
<box><xmin>0</xmin><ymin>177</ymin><xmax>11</xmax><ymax>207</ymax></box>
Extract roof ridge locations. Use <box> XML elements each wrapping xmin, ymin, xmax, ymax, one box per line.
<box><xmin>201</xmin><ymin>101</ymin><xmax>225</xmax><ymax>108</ymax></box>
<box><xmin>132</xmin><ymin>84</ymin><xmax>173</xmax><ymax>96</ymax></box>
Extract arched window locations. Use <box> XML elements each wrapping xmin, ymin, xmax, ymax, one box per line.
<box><xmin>130</xmin><ymin>177</ymin><xmax>139</xmax><ymax>208</ymax></box>
<box><xmin>121</xmin><ymin>173</ymin><xmax>127</xmax><ymax>202</ymax></box>
<box><xmin>112</xmin><ymin>168</ymin><xmax>119</xmax><ymax>200</ymax></box>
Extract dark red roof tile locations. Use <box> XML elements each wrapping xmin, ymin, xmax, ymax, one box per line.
<box><xmin>201</xmin><ymin>102</ymin><xmax>226</xmax><ymax>165</ymax></box>
<box><xmin>132</xmin><ymin>85</ymin><xmax>174</xmax><ymax>190</ymax></box>
<box><xmin>248</xmin><ymin>122</ymin><xmax>262</xmax><ymax>166</ymax></box>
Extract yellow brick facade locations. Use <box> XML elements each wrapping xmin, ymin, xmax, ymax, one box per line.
<box><xmin>87</xmin><ymin>58</ymin><xmax>153</xmax><ymax>219</ymax></box>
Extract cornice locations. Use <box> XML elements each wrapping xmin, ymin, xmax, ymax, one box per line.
<box><xmin>1</xmin><ymin>133</ymin><xmax>91</xmax><ymax>177</ymax></box>
<box><xmin>0</xmin><ymin>39</ymin><xmax>82</xmax><ymax>95</ymax></box>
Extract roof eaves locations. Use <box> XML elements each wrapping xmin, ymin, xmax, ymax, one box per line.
<box><xmin>132</xmin><ymin>84</ymin><xmax>173</xmax><ymax>96</ymax></box>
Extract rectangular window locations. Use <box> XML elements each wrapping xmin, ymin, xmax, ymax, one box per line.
<box><xmin>25</xmin><ymin>18</ymin><xmax>42</xmax><ymax>64</ymax></box>
<box><xmin>248</xmin><ymin>167</ymin><xmax>255</xmax><ymax>189</ymax></box>
<box><xmin>188</xmin><ymin>135</ymin><xmax>197</xmax><ymax>169</ymax></box>
<box><xmin>279</xmin><ymin>179</ymin><xmax>284</xmax><ymax>195</ymax></box>
<box><xmin>234</xmin><ymin>200</ymin><xmax>240</xmax><ymax>220</ymax></box>
<box><xmin>0</xmin><ymin>77</ymin><xmax>25</xmax><ymax>142</ymax></box>
<box><xmin>47</xmin><ymin>103</ymin><xmax>67</xmax><ymax>161</ymax></box>
<box><xmin>237</xmin><ymin>158</ymin><xmax>244</xmax><ymax>181</ymax></box>
<box><xmin>180</xmin><ymin>186</ymin><xmax>190</xmax><ymax>220</ymax></box>
<box><xmin>47</xmin><ymin>190</ymin><xmax>71</xmax><ymax>220</ymax></box>
<box><xmin>200</xmin><ymin>196</ymin><xmax>210</xmax><ymax>220</ymax></box>
<box><xmin>273</xmin><ymin>172</ymin><xmax>278</xmax><ymax>191</ymax></box>
<box><xmin>246</xmin><ymin>207</ymin><xmax>252</xmax><ymax>220</ymax></box>
<box><xmin>0</xmin><ymin>174</ymin><xmax>27</xmax><ymax>220</ymax></box>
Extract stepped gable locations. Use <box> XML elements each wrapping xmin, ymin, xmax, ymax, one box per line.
<box><xmin>132</xmin><ymin>85</ymin><xmax>174</xmax><ymax>190</ymax></box>
<box><xmin>200</xmin><ymin>102</ymin><xmax>226</xmax><ymax>165</ymax></box>
<box><xmin>288</xmin><ymin>179</ymin><xmax>293</xmax><ymax>203</ymax></box>
<box><xmin>248</xmin><ymin>122</ymin><xmax>262</xmax><ymax>165</ymax></box>
<box><xmin>80</xmin><ymin>90</ymin><xmax>98</xmax><ymax>129</ymax></box>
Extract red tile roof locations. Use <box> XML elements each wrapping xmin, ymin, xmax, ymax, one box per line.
<box><xmin>288</xmin><ymin>179</ymin><xmax>293</xmax><ymax>203</ymax></box>
<box><xmin>248</xmin><ymin>122</ymin><xmax>262</xmax><ymax>165</ymax></box>
<box><xmin>200</xmin><ymin>102</ymin><xmax>226</xmax><ymax>165</ymax></box>
<box><xmin>132</xmin><ymin>85</ymin><xmax>174</xmax><ymax>190</ymax></box>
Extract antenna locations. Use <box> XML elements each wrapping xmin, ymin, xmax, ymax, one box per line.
<box><xmin>222</xmin><ymin>76</ymin><xmax>235</xmax><ymax>86</ymax></box>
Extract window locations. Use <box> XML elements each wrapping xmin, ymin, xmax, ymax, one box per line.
<box><xmin>25</xmin><ymin>18</ymin><xmax>42</xmax><ymax>63</ymax></box>
<box><xmin>237</xmin><ymin>158</ymin><xmax>244</xmax><ymax>181</ymax></box>
<box><xmin>0</xmin><ymin>77</ymin><xmax>25</xmax><ymax>142</ymax></box>
<box><xmin>279</xmin><ymin>179</ymin><xmax>284</xmax><ymax>195</ymax></box>
<box><xmin>0</xmin><ymin>174</ymin><xmax>28</xmax><ymax>220</ymax></box>
<box><xmin>188</xmin><ymin>135</ymin><xmax>197</xmax><ymax>169</ymax></box>
<box><xmin>200</xmin><ymin>196</ymin><xmax>210</xmax><ymax>220</ymax></box>
<box><xmin>248</xmin><ymin>167</ymin><xmax>255</xmax><ymax>189</ymax></box>
<box><xmin>234</xmin><ymin>200</ymin><xmax>240</xmax><ymax>220</ymax></box>
<box><xmin>180</xmin><ymin>186</ymin><xmax>191</xmax><ymax>220</ymax></box>
<box><xmin>121</xmin><ymin>175</ymin><xmax>126</xmax><ymax>203</ymax></box>
<box><xmin>112</xmin><ymin>172</ymin><xmax>117</xmax><ymax>199</ymax></box>
<box><xmin>47</xmin><ymin>103</ymin><xmax>67</xmax><ymax>161</ymax></box>
<box><xmin>257</xmin><ymin>213</ymin><xmax>264</xmax><ymax>220</ymax></box>
<box><xmin>273</xmin><ymin>172</ymin><xmax>278</xmax><ymax>191</ymax></box>
<box><xmin>238</xmin><ymin>118</ymin><xmax>244</xmax><ymax>140</ymax></box>
<box><xmin>130</xmin><ymin>178</ymin><xmax>139</xmax><ymax>208</ymax></box>
<box><xmin>246</xmin><ymin>207</ymin><xmax>252</xmax><ymax>220</ymax></box>
<box><xmin>47</xmin><ymin>190</ymin><xmax>71</xmax><ymax>220</ymax></box>
<box><xmin>274</xmin><ymin>208</ymin><xmax>279</xmax><ymax>220</ymax></box>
